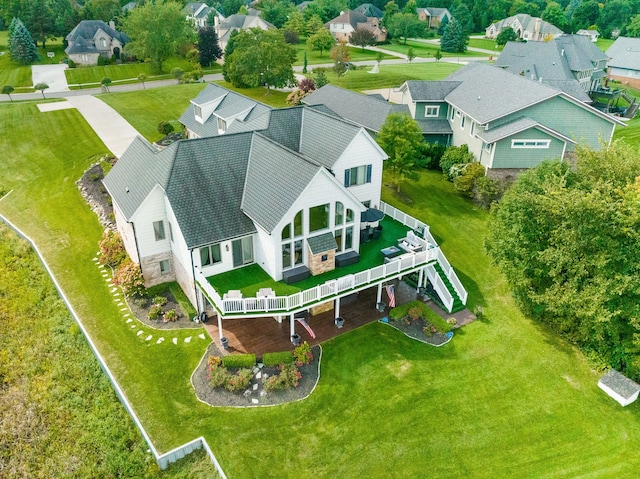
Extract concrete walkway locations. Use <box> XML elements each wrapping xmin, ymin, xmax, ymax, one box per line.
<box><xmin>32</xmin><ymin>64</ymin><xmax>70</xmax><ymax>92</ymax></box>
<box><xmin>66</xmin><ymin>95</ymin><xmax>141</xmax><ymax>158</ymax></box>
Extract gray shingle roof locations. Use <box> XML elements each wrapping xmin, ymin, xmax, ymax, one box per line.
<box><xmin>475</xmin><ymin>116</ymin><xmax>573</xmax><ymax>144</ymax></box>
<box><xmin>65</xmin><ymin>36</ymin><xmax>99</xmax><ymax>55</ymax></box>
<box><xmin>607</xmin><ymin>37</ymin><xmax>640</xmax><ymax>70</ymax></box>
<box><xmin>307</xmin><ymin>232</ymin><xmax>338</xmax><ymax>254</ymax></box>
<box><xmin>166</xmin><ymin>134</ymin><xmax>256</xmax><ymax>248</ymax></box>
<box><xmin>415</xmin><ymin>119</ymin><xmax>452</xmax><ymax>134</ymax></box>
<box><xmin>179</xmin><ymin>83</ymin><xmax>272</xmax><ymax>138</ymax></box>
<box><xmin>488</xmin><ymin>14</ymin><xmax>562</xmax><ymax>36</ymax></box>
<box><xmin>353</xmin><ymin>3</ymin><xmax>384</xmax><ymax>18</ymax></box>
<box><xmin>326</xmin><ymin>10</ymin><xmax>367</xmax><ymax>28</ymax></box>
<box><xmin>444</xmin><ymin>63</ymin><xmax>560</xmax><ymax>124</ymax></box>
<box><xmin>303</xmin><ymin>84</ymin><xmax>410</xmax><ymax>132</ymax></box>
<box><xmin>65</xmin><ymin>20</ymin><xmax>129</xmax><ymax>45</ymax></box>
<box><xmin>102</xmin><ymin>137</ymin><xmax>175</xmax><ymax>220</ymax></box>
<box><xmin>599</xmin><ymin>370</ymin><xmax>640</xmax><ymax>399</ymax></box>
<box><xmin>403</xmin><ymin>81</ymin><xmax>461</xmax><ymax>101</ymax></box>
<box><xmin>242</xmin><ymin>134</ymin><xmax>321</xmax><ymax>232</ymax></box>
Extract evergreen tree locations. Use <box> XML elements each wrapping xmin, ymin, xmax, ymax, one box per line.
<box><xmin>440</xmin><ymin>17</ymin><xmax>466</xmax><ymax>53</ymax></box>
<box><xmin>9</xmin><ymin>18</ymin><xmax>39</xmax><ymax>65</ymax></box>
<box><xmin>437</xmin><ymin>14</ymin><xmax>448</xmax><ymax>36</ymax></box>
<box><xmin>198</xmin><ymin>26</ymin><xmax>223</xmax><ymax>67</ymax></box>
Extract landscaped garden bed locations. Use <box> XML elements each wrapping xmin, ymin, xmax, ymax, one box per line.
<box><xmin>384</xmin><ymin>300</ymin><xmax>454</xmax><ymax>346</ymax></box>
<box><xmin>192</xmin><ymin>342</ymin><xmax>321</xmax><ymax>407</ymax></box>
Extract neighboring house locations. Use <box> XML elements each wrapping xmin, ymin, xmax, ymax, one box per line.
<box><xmin>485</xmin><ymin>14</ymin><xmax>562</xmax><ymax>42</ymax></box>
<box><xmin>103</xmin><ymin>90</ymin><xmax>389</xmax><ymax>310</ymax></box>
<box><xmin>399</xmin><ymin>63</ymin><xmax>623</xmax><ymax>173</ymax></box>
<box><xmin>577</xmin><ymin>29</ymin><xmax>600</xmax><ymax>42</ymax></box>
<box><xmin>326</xmin><ymin>10</ymin><xmax>387</xmax><ymax>43</ymax></box>
<box><xmin>496</xmin><ymin>34</ymin><xmax>608</xmax><ymax>101</ymax></box>
<box><xmin>353</xmin><ymin>3</ymin><xmax>384</xmax><ymax>19</ymax></box>
<box><xmin>121</xmin><ymin>1</ymin><xmax>137</xmax><ymax>12</ymax></box>
<box><xmin>179</xmin><ymin>83</ymin><xmax>272</xmax><ymax>139</ymax></box>
<box><xmin>302</xmin><ymin>84</ymin><xmax>411</xmax><ymax>136</ymax></box>
<box><xmin>183</xmin><ymin>2</ymin><xmax>224</xmax><ymax>28</ymax></box>
<box><xmin>606</xmin><ymin>37</ymin><xmax>640</xmax><ymax>89</ymax></box>
<box><xmin>65</xmin><ymin>20</ymin><xmax>130</xmax><ymax>66</ymax></box>
<box><xmin>216</xmin><ymin>14</ymin><xmax>274</xmax><ymax>50</ymax></box>
<box><xmin>417</xmin><ymin>7</ymin><xmax>451</xmax><ymax>29</ymax></box>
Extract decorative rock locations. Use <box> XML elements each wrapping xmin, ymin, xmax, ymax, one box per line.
<box><xmin>199</xmin><ymin>333</ymin><xmax>206</xmax><ymax>340</ymax></box>
<box><xmin>145</xmin><ymin>335</ymin><xmax>152</xmax><ymax>341</ymax></box>
<box><xmin>137</xmin><ymin>331</ymin><xmax>143</xmax><ymax>336</ymax></box>
<box><xmin>258</xmin><ymin>363</ymin><xmax>264</xmax><ymax>369</ymax></box>
<box><xmin>126</xmin><ymin>318</ymin><xmax>132</xmax><ymax>323</ymax></box>
<box><xmin>260</xmin><ymin>390</ymin><xmax>267</xmax><ymax>397</ymax></box>
<box><xmin>130</xmin><ymin>325</ymin><xmax>136</xmax><ymax>328</ymax></box>
<box><xmin>256</xmin><ymin>372</ymin><xmax>262</xmax><ymax>380</ymax></box>
<box><xmin>110</xmin><ymin>287</ymin><xmax>117</xmax><ymax>292</ymax></box>
<box><xmin>252</xmin><ymin>367</ymin><xmax>259</xmax><ymax>374</ymax></box>
<box><xmin>156</xmin><ymin>338</ymin><xmax>163</xmax><ymax>344</ymax></box>
<box><xmin>243</xmin><ymin>390</ymin><xmax>252</xmax><ymax>398</ymax></box>
<box><xmin>251</xmin><ymin>398</ymin><xmax>259</xmax><ymax>404</ymax></box>
<box><xmin>172</xmin><ymin>338</ymin><xmax>178</xmax><ymax>345</ymax></box>
<box><xmin>93</xmin><ymin>257</ymin><xmax>99</xmax><ymax>262</ymax></box>
<box><xmin>120</xmin><ymin>307</ymin><xmax>127</xmax><ymax>311</ymax></box>
<box><xmin>262</xmin><ymin>373</ymin><xmax>269</xmax><ymax>381</ymax></box>
<box><xmin>184</xmin><ymin>336</ymin><xmax>192</xmax><ymax>343</ymax></box>
<box><xmin>123</xmin><ymin>313</ymin><xmax>129</xmax><ymax>317</ymax></box>
<box><xmin>252</xmin><ymin>383</ymin><xmax>258</xmax><ymax>391</ymax></box>
<box><xmin>99</xmin><ymin>265</ymin><xmax>105</xmax><ymax>269</ymax></box>
<box><xmin>117</xmin><ymin>302</ymin><xmax>124</xmax><ymax>306</ymax></box>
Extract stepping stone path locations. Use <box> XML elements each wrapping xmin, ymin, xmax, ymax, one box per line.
<box><xmin>172</xmin><ymin>338</ymin><xmax>178</xmax><ymax>345</ymax></box>
<box><xmin>137</xmin><ymin>330</ymin><xmax>143</xmax><ymax>336</ymax></box>
<box><xmin>184</xmin><ymin>337</ymin><xmax>191</xmax><ymax>343</ymax></box>
<box><xmin>145</xmin><ymin>335</ymin><xmax>152</xmax><ymax>341</ymax></box>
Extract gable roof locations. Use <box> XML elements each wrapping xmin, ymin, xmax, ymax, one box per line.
<box><xmin>606</xmin><ymin>37</ymin><xmax>640</xmax><ymax>70</ymax></box>
<box><xmin>219</xmin><ymin>14</ymin><xmax>274</xmax><ymax>30</ymax></box>
<box><xmin>302</xmin><ymin>84</ymin><xmax>410</xmax><ymax>132</ymax></box>
<box><xmin>179</xmin><ymin>83</ymin><xmax>272</xmax><ymax>138</ymax></box>
<box><xmin>327</xmin><ymin>10</ymin><xmax>367</xmax><ymax>28</ymax></box>
<box><xmin>402</xmin><ymin>80</ymin><xmax>461</xmax><ymax>101</ymax></box>
<box><xmin>487</xmin><ymin>14</ymin><xmax>562</xmax><ymax>36</ymax></box>
<box><xmin>443</xmin><ymin>63</ymin><xmax>560</xmax><ymax>124</ymax></box>
<box><xmin>475</xmin><ymin>117</ymin><xmax>574</xmax><ymax>144</ymax></box>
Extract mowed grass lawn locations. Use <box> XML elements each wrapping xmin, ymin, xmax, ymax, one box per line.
<box><xmin>0</xmin><ymin>33</ymin><xmax>66</xmax><ymax>89</ymax></box>
<box><xmin>4</xmin><ymin>86</ymin><xmax>640</xmax><ymax>477</ymax></box>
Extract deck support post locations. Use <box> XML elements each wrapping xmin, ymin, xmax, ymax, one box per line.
<box><xmin>276</xmin><ymin>315</ymin><xmax>282</xmax><ymax>324</ymax></box>
<box><xmin>290</xmin><ymin>314</ymin><xmax>295</xmax><ymax>337</ymax></box>
<box><xmin>335</xmin><ymin>297</ymin><xmax>341</xmax><ymax>319</ymax></box>
<box><xmin>376</xmin><ymin>283</ymin><xmax>383</xmax><ymax>304</ymax></box>
<box><xmin>217</xmin><ymin>314</ymin><xmax>223</xmax><ymax>340</ymax></box>
<box><xmin>418</xmin><ymin>269</ymin><xmax>424</xmax><ymax>291</ymax></box>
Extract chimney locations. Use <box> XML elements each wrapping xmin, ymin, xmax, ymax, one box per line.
<box><xmin>109</xmin><ymin>20</ymin><xmax>115</xmax><ymax>30</ymax></box>
<box><xmin>561</xmin><ymin>49</ymin><xmax>564</xmax><ymax>56</ymax></box>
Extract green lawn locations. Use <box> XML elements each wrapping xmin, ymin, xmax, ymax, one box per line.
<box><xmin>0</xmin><ymin>34</ymin><xmax>66</xmax><ymax>89</ymax></box>
<box><xmin>468</xmin><ymin>37</ymin><xmax>504</xmax><ymax>52</ymax></box>
<box><xmin>614</xmin><ymin>116</ymin><xmax>640</xmax><ymax>147</ymax></box>
<box><xmin>292</xmin><ymin>38</ymin><xmax>396</xmax><ymax>65</ymax></box>
<box><xmin>596</xmin><ymin>37</ymin><xmax>615</xmax><ymax>52</ymax></box>
<box><xmin>4</xmin><ymin>85</ymin><xmax>640</xmax><ymax>477</ymax></box>
<box><xmin>98</xmin><ymin>83</ymin><xmax>209</xmax><ymax>142</ymax></box>
<box><xmin>382</xmin><ymin>39</ymin><xmax>490</xmax><ymax>58</ymax></box>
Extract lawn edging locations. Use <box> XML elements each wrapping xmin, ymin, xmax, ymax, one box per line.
<box><xmin>0</xmin><ymin>212</ymin><xmax>227</xmax><ymax>477</ymax></box>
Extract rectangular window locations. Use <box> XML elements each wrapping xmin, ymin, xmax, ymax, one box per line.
<box><xmin>511</xmin><ymin>139</ymin><xmax>551</xmax><ymax>148</ymax></box>
<box><xmin>168</xmin><ymin>222</ymin><xmax>173</xmax><ymax>242</ymax></box>
<box><xmin>483</xmin><ymin>142</ymin><xmax>492</xmax><ymax>152</ymax></box>
<box><xmin>282</xmin><ymin>244</ymin><xmax>291</xmax><ymax>269</ymax></box>
<box><xmin>159</xmin><ymin>259</ymin><xmax>170</xmax><ymax>274</ymax></box>
<box><xmin>470</xmin><ymin>121</ymin><xmax>475</xmax><ymax>136</ymax></box>
<box><xmin>449</xmin><ymin>107</ymin><xmax>455</xmax><ymax>120</ymax></box>
<box><xmin>345</xmin><ymin>226</ymin><xmax>353</xmax><ymax>250</ymax></box>
<box><xmin>346</xmin><ymin>164</ymin><xmax>372</xmax><ymax>186</ymax></box>
<box><xmin>309</xmin><ymin>204</ymin><xmax>329</xmax><ymax>232</ymax></box>
<box><xmin>460</xmin><ymin>115</ymin><xmax>466</xmax><ymax>130</ymax></box>
<box><xmin>153</xmin><ymin>221</ymin><xmax>166</xmax><ymax>241</ymax></box>
<box><xmin>200</xmin><ymin>244</ymin><xmax>221</xmax><ymax>266</ymax></box>
<box><xmin>194</xmin><ymin>105</ymin><xmax>202</xmax><ymax>119</ymax></box>
<box><xmin>335</xmin><ymin>229</ymin><xmax>343</xmax><ymax>251</ymax></box>
<box><xmin>217</xmin><ymin>117</ymin><xmax>226</xmax><ymax>132</ymax></box>
<box><xmin>425</xmin><ymin>106</ymin><xmax>440</xmax><ymax>117</ymax></box>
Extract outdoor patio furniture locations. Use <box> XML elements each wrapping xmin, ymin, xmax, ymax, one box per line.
<box><xmin>380</xmin><ymin>245</ymin><xmax>402</xmax><ymax>259</ymax></box>
<box><xmin>372</xmin><ymin>225</ymin><xmax>382</xmax><ymax>240</ymax></box>
<box><xmin>257</xmin><ymin>287</ymin><xmax>275</xmax><ymax>298</ymax></box>
<box><xmin>335</xmin><ymin>251</ymin><xmax>360</xmax><ymax>267</ymax></box>
<box><xmin>283</xmin><ymin>265</ymin><xmax>310</xmax><ymax>284</ymax></box>
<box><xmin>397</xmin><ymin>231</ymin><xmax>422</xmax><ymax>253</ymax></box>
<box><xmin>223</xmin><ymin>290</ymin><xmax>242</xmax><ymax>300</ymax></box>
<box><xmin>360</xmin><ymin>226</ymin><xmax>371</xmax><ymax>243</ymax></box>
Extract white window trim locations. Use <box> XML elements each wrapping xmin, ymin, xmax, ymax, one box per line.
<box><xmin>511</xmin><ymin>139</ymin><xmax>551</xmax><ymax>149</ymax></box>
<box><xmin>460</xmin><ymin>115</ymin><xmax>466</xmax><ymax>130</ymax></box>
<box><xmin>425</xmin><ymin>105</ymin><xmax>440</xmax><ymax>118</ymax></box>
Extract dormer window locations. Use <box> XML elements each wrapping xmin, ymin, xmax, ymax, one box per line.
<box><xmin>217</xmin><ymin>117</ymin><xmax>227</xmax><ymax>132</ymax></box>
<box><xmin>194</xmin><ymin>105</ymin><xmax>202</xmax><ymax>121</ymax></box>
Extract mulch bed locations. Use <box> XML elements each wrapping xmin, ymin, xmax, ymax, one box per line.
<box><xmin>192</xmin><ymin>343</ymin><xmax>322</xmax><ymax>407</ymax></box>
<box><xmin>76</xmin><ymin>161</ymin><xmax>116</xmax><ymax>230</ymax></box>
<box><xmin>126</xmin><ymin>291</ymin><xmax>202</xmax><ymax>331</ymax></box>
<box><xmin>385</xmin><ymin>316</ymin><xmax>451</xmax><ymax>346</ymax></box>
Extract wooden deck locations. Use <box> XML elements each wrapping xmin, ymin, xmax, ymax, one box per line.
<box><xmin>203</xmin><ymin>281</ymin><xmax>420</xmax><ymax>357</ymax></box>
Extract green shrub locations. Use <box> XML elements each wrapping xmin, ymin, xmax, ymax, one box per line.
<box><xmin>453</xmin><ymin>162</ymin><xmax>485</xmax><ymax>198</ymax></box>
<box><xmin>97</xmin><ymin>55</ymin><xmax>106</xmax><ymax>66</ymax></box>
<box><xmin>148</xmin><ymin>304</ymin><xmax>162</xmax><ymax>320</ymax></box>
<box><xmin>208</xmin><ymin>357</ymin><xmax>229</xmax><ymax>388</ymax></box>
<box><xmin>225</xmin><ymin>368</ymin><xmax>253</xmax><ymax>391</ymax></box>
<box><xmin>440</xmin><ymin>145</ymin><xmax>475</xmax><ymax>181</ymax></box>
<box><xmin>222</xmin><ymin>353</ymin><xmax>256</xmax><ymax>369</ymax></box>
<box><xmin>152</xmin><ymin>296</ymin><xmax>168</xmax><ymax>306</ymax></box>
<box><xmin>90</xmin><ymin>173</ymin><xmax>101</xmax><ymax>181</ymax></box>
<box><xmin>262</xmin><ymin>351</ymin><xmax>294</xmax><ymax>367</ymax></box>
<box><xmin>293</xmin><ymin>341</ymin><xmax>313</xmax><ymax>366</ymax></box>
<box><xmin>162</xmin><ymin>309</ymin><xmax>178</xmax><ymax>322</ymax></box>
<box><xmin>98</xmin><ymin>230</ymin><xmax>127</xmax><ymax>267</ymax></box>
<box><xmin>131</xmin><ymin>296</ymin><xmax>148</xmax><ymax>308</ymax></box>
<box><xmin>67</xmin><ymin>58</ymin><xmax>75</xmax><ymax>68</ymax></box>
<box><xmin>474</xmin><ymin>175</ymin><xmax>501</xmax><ymax>209</ymax></box>
<box><xmin>157</xmin><ymin>121</ymin><xmax>174</xmax><ymax>136</ymax></box>
<box><xmin>113</xmin><ymin>258</ymin><xmax>145</xmax><ymax>297</ymax></box>
<box><xmin>389</xmin><ymin>300</ymin><xmax>426</xmax><ymax>320</ymax></box>
<box><xmin>264</xmin><ymin>363</ymin><xmax>302</xmax><ymax>392</ymax></box>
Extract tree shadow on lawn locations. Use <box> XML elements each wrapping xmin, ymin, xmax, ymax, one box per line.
<box><xmin>453</xmin><ymin>269</ymin><xmax>489</xmax><ymax>324</ymax></box>
<box><xmin>528</xmin><ymin>314</ymin><xmax>582</xmax><ymax>358</ymax></box>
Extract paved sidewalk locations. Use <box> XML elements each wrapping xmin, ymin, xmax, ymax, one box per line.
<box><xmin>66</xmin><ymin>95</ymin><xmax>141</xmax><ymax>158</ymax></box>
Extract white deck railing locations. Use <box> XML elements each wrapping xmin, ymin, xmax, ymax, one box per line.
<box><xmin>436</xmin><ymin>248</ymin><xmax>468</xmax><ymax>305</ymax></box>
<box><xmin>426</xmin><ymin>264</ymin><xmax>454</xmax><ymax>313</ymax></box>
<box><xmin>196</xmin><ymin>248</ymin><xmax>438</xmax><ymax>317</ymax></box>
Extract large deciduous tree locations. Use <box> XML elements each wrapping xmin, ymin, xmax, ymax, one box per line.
<box><xmin>496</xmin><ymin>26</ymin><xmax>517</xmax><ymax>45</ymax></box>
<box><xmin>122</xmin><ymin>0</ymin><xmax>194</xmax><ymax>74</ymax></box>
<box><xmin>440</xmin><ymin>17</ymin><xmax>467</xmax><ymax>53</ymax></box>
<box><xmin>541</xmin><ymin>1</ymin><xmax>567</xmax><ymax>32</ymax></box>
<box><xmin>198</xmin><ymin>26</ymin><xmax>222</xmax><ymax>67</ymax></box>
<box><xmin>350</xmin><ymin>27</ymin><xmax>376</xmax><ymax>50</ymax></box>
<box><xmin>388</xmin><ymin>13</ymin><xmax>422</xmax><ymax>44</ymax></box>
<box><xmin>376</xmin><ymin>113</ymin><xmax>423</xmax><ymax>192</ymax></box>
<box><xmin>486</xmin><ymin>142</ymin><xmax>640</xmax><ymax>378</ymax></box>
<box><xmin>224</xmin><ymin>28</ymin><xmax>296</xmax><ymax>91</ymax></box>
<box><xmin>308</xmin><ymin>28</ymin><xmax>334</xmax><ymax>57</ymax></box>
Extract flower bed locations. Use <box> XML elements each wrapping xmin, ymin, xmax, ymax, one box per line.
<box><xmin>384</xmin><ymin>300</ymin><xmax>453</xmax><ymax>347</ymax></box>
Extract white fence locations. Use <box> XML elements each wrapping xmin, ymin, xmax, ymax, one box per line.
<box><xmin>436</xmin><ymin>249</ymin><xmax>468</xmax><ymax>305</ymax></box>
<box><xmin>426</xmin><ymin>264</ymin><xmax>454</xmax><ymax>312</ymax></box>
<box><xmin>0</xmin><ymin>214</ymin><xmax>227</xmax><ymax>477</ymax></box>
<box><xmin>197</xmin><ymin>248</ymin><xmax>437</xmax><ymax>317</ymax></box>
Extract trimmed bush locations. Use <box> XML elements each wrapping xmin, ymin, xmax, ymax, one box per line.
<box><xmin>389</xmin><ymin>300</ymin><xmax>427</xmax><ymax>321</ymax></box>
<box><xmin>293</xmin><ymin>341</ymin><xmax>313</xmax><ymax>366</ymax></box>
<box><xmin>157</xmin><ymin>121</ymin><xmax>174</xmax><ymax>136</ymax></box>
<box><xmin>264</xmin><ymin>363</ymin><xmax>302</xmax><ymax>392</ymax></box>
<box><xmin>162</xmin><ymin>309</ymin><xmax>178</xmax><ymax>322</ymax></box>
<box><xmin>152</xmin><ymin>295</ymin><xmax>168</xmax><ymax>306</ymax></box>
<box><xmin>454</xmin><ymin>162</ymin><xmax>486</xmax><ymax>198</ymax></box>
<box><xmin>440</xmin><ymin>144</ymin><xmax>474</xmax><ymax>181</ymax></box>
<box><xmin>98</xmin><ymin>230</ymin><xmax>126</xmax><ymax>267</ymax></box>
<box><xmin>226</xmin><ymin>368</ymin><xmax>253</xmax><ymax>391</ymax></box>
<box><xmin>208</xmin><ymin>363</ymin><xmax>229</xmax><ymax>389</ymax></box>
<box><xmin>222</xmin><ymin>353</ymin><xmax>256</xmax><ymax>369</ymax></box>
<box><xmin>262</xmin><ymin>351</ymin><xmax>294</xmax><ymax>367</ymax></box>
<box><xmin>148</xmin><ymin>304</ymin><xmax>162</xmax><ymax>320</ymax></box>
<box><xmin>113</xmin><ymin>258</ymin><xmax>145</xmax><ymax>297</ymax></box>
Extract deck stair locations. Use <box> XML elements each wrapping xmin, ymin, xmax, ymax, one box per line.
<box><xmin>428</xmin><ymin>264</ymin><xmax>465</xmax><ymax>313</ymax></box>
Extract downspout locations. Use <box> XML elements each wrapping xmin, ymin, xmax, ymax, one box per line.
<box><xmin>129</xmin><ymin>221</ymin><xmax>142</xmax><ymax>270</ymax></box>
<box><xmin>189</xmin><ymin>248</ymin><xmax>199</xmax><ymax>316</ymax></box>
